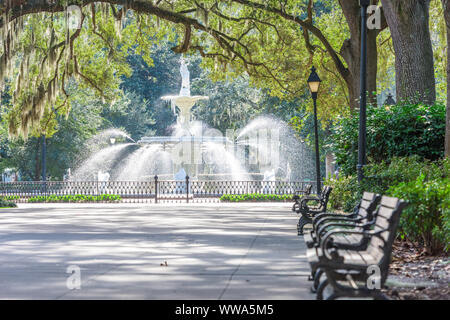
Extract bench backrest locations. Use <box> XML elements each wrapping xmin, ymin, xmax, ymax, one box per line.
<box><xmin>366</xmin><ymin>196</ymin><xmax>408</xmax><ymax>283</ymax></box>
<box><xmin>318</xmin><ymin>185</ymin><xmax>328</xmax><ymax>198</ymax></box>
<box><xmin>320</xmin><ymin>186</ymin><xmax>333</xmax><ymax>210</ymax></box>
<box><xmin>305</xmin><ymin>184</ymin><xmax>312</xmax><ymax>196</ymax></box>
<box><xmin>292</xmin><ymin>184</ymin><xmax>313</xmax><ymax>202</ymax></box>
<box><xmin>354</xmin><ymin>192</ymin><xmax>382</xmax><ymax>223</ymax></box>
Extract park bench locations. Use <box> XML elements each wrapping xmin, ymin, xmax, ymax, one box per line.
<box><xmin>305</xmin><ymin>192</ymin><xmax>381</xmax><ymax>249</ymax></box>
<box><xmin>291</xmin><ymin>184</ymin><xmax>312</xmax><ymax>214</ymax></box>
<box><xmin>291</xmin><ymin>184</ymin><xmax>312</xmax><ymax>210</ymax></box>
<box><xmin>305</xmin><ymin>195</ymin><xmax>408</xmax><ymax>300</ymax></box>
<box><xmin>292</xmin><ymin>185</ymin><xmax>333</xmax><ymax>235</ymax></box>
<box><xmin>294</xmin><ymin>184</ymin><xmax>313</xmax><ymax>198</ymax></box>
<box><xmin>305</xmin><ymin>192</ymin><xmax>381</xmax><ymax>291</ymax></box>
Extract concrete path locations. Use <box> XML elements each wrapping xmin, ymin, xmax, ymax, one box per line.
<box><xmin>0</xmin><ymin>203</ymin><xmax>313</xmax><ymax>299</ymax></box>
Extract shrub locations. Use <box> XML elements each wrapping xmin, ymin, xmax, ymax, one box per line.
<box><xmin>1</xmin><ymin>195</ymin><xmax>20</xmax><ymax>201</ymax></box>
<box><xmin>388</xmin><ymin>174</ymin><xmax>450</xmax><ymax>254</ymax></box>
<box><xmin>443</xmin><ymin>199</ymin><xmax>450</xmax><ymax>252</ymax></box>
<box><xmin>327</xmin><ymin>157</ymin><xmax>448</xmax><ymax>210</ymax></box>
<box><xmin>325</xmin><ymin>176</ymin><xmax>360</xmax><ymax>212</ymax></box>
<box><xmin>27</xmin><ymin>194</ymin><xmax>122</xmax><ymax>203</ymax></box>
<box><xmin>329</xmin><ymin>102</ymin><xmax>445</xmax><ymax>176</ymax></box>
<box><xmin>363</xmin><ymin>156</ymin><xmax>445</xmax><ymax>193</ymax></box>
<box><xmin>326</xmin><ymin>157</ymin><xmax>449</xmax><ymax>254</ymax></box>
<box><xmin>0</xmin><ymin>197</ymin><xmax>17</xmax><ymax>208</ymax></box>
<box><xmin>220</xmin><ymin>193</ymin><xmax>293</xmax><ymax>202</ymax></box>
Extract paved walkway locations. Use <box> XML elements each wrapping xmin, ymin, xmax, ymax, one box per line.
<box><xmin>0</xmin><ymin>203</ymin><xmax>313</xmax><ymax>299</ymax></box>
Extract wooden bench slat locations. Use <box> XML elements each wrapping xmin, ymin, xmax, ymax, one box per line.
<box><xmin>359</xmin><ymin>199</ymin><xmax>372</xmax><ymax>210</ymax></box>
<box><xmin>380</xmin><ymin>195</ymin><xmax>399</xmax><ymax>209</ymax></box>
<box><xmin>362</xmin><ymin>192</ymin><xmax>376</xmax><ymax>201</ymax></box>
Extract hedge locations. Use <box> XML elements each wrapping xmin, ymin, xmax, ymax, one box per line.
<box><xmin>28</xmin><ymin>194</ymin><xmax>122</xmax><ymax>203</ymax></box>
<box><xmin>220</xmin><ymin>193</ymin><xmax>293</xmax><ymax>202</ymax></box>
<box><xmin>0</xmin><ymin>197</ymin><xmax>17</xmax><ymax>208</ymax></box>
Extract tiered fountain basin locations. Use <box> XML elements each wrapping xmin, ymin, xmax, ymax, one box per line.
<box><xmin>161</xmin><ymin>95</ymin><xmax>209</xmax><ymax>105</ymax></box>
<box><xmin>137</xmin><ymin>136</ymin><xmax>230</xmax><ymax>144</ymax></box>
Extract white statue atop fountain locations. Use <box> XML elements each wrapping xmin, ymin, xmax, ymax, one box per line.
<box><xmin>179</xmin><ymin>57</ymin><xmax>190</xmax><ymax>96</ymax></box>
<box><xmin>161</xmin><ymin>56</ymin><xmax>208</xmax><ymax>130</ymax></box>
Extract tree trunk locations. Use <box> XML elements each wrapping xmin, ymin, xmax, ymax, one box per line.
<box><xmin>341</xmin><ymin>31</ymin><xmax>378</xmax><ymax>111</ymax></box>
<box><xmin>339</xmin><ymin>1</ymin><xmax>379</xmax><ymax>111</ymax></box>
<box><xmin>443</xmin><ymin>0</ymin><xmax>450</xmax><ymax>158</ymax></box>
<box><xmin>380</xmin><ymin>0</ymin><xmax>435</xmax><ymax>104</ymax></box>
<box><xmin>34</xmin><ymin>138</ymin><xmax>41</xmax><ymax>181</ymax></box>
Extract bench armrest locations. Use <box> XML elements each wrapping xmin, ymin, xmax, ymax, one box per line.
<box><xmin>292</xmin><ymin>202</ymin><xmax>301</xmax><ymax>213</ymax></box>
<box><xmin>292</xmin><ymin>195</ymin><xmax>320</xmax><ymax>214</ymax></box>
<box><xmin>313</xmin><ymin>216</ymin><xmax>364</xmax><ymax>232</ymax></box>
<box><xmin>299</xmin><ymin>195</ymin><xmax>321</xmax><ymax>203</ymax></box>
<box><xmin>312</xmin><ymin>212</ymin><xmax>357</xmax><ymax>224</ymax></box>
<box><xmin>300</xmin><ymin>197</ymin><xmax>323</xmax><ymax>213</ymax></box>
<box><xmin>293</xmin><ymin>193</ymin><xmax>316</xmax><ymax>204</ymax></box>
<box><xmin>316</xmin><ymin>222</ymin><xmax>365</xmax><ymax>241</ymax></box>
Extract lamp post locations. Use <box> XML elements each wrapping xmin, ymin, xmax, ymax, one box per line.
<box><xmin>384</xmin><ymin>93</ymin><xmax>396</xmax><ymax>106</ymax></box>
<box><xmin>357</xmin><ymin>0</ymin><xmax>371</xmax><ymax>183</ymax></box>
<box><xmin>307</xmin><ymin>66</ymin><xmax>322</xmax><ymax>193</ymax></box>
<box><xmin>41</xmin><ymin>134</ymin><xmax>46</xmax><ymax>182</ymax></box>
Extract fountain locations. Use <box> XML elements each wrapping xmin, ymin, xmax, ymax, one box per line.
<box><xmin>161</xmin><ymin>57</ymin><xmax>209</xmax><ymax>130</ymax></box>
<box><xmin>71</xmin><ymin>56</ymin><xmax>315</xmax><ymax>183</ymax></box>
<box><xmin>138</xmin><ymin>56</ymin><xmax>242</xmax><ymax>179</ymax></box>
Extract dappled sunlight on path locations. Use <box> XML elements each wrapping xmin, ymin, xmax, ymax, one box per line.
<box><xmin>0</xmin><ymin>203</ymin><xmax>313</xmax><ymax>299</ymax></box>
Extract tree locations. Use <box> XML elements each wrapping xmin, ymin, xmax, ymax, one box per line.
<box><xmin>1</xmin><ymin>0</ymin><xmax>392</xmax><ymax>135</ymax></box>
<box><xmin>120</xmin><ymin>44</ymin><xmax>181</xmax><ymax>136</ymax></box>
<box><xmin>100</xmin><ymin>91</ymin><xmax>156</xmax><ymax>140</ymax></box>
<box><xmin>442</xmin><ymin>0</ymin><xmax>450</xmax><ymax>158</ymax></box>
<box><xmin>335</xmin><ymin>0</ymin><xmax>384</xmax><ymax>106</ymax></box>
<box><xmin>0</xmin><ymin>86</ymin><xmax>104</xmax><ymax>180</ymax></box>
<box><xmin>195</xmin><ymin>0</ymin><xmax>387</xmax><ymax>112</ymax></box>
<box><xmin>380</xmin><ymin>0</ymin><xmax>436</xmax><ymax>104</ymax></box>
<box><xmin>192</xmin><ymin>71</ymin><xmax>264</xmax><ymax>133</ymax></box>
<box><xmin>1</xmin><ymin>1</ymin><xmax>162</xmax><ymax>138</ymax></box>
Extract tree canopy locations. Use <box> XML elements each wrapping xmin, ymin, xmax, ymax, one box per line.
<box><xmin>0</xmin><ymin>0</ymin><xmax>394</xmax><ymax>138</ymax></box>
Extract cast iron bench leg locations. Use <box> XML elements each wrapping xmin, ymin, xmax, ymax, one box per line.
<box><xmin>297</xmin><ymin>215</ymin><xmax>311</xmax><ymax>236</ymax></box>
<box><xmin>316</xmin><ymin>278</ymin><xmax>329</xmax><ymax>300</ymax></box>
<box><xmin>311</xmin><ymin>268</ymin><xmax>324</xmax><ymax>293</ymax></box>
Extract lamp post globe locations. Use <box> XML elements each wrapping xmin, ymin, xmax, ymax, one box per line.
<box><xmin>307</xmin><ymin>66</ymin><xmax>321</xmax><ymax>98</ymax></box>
